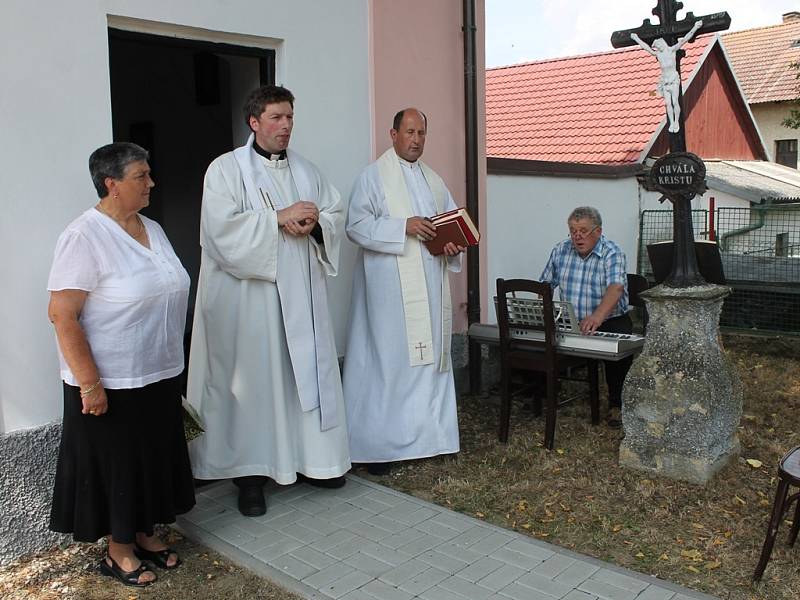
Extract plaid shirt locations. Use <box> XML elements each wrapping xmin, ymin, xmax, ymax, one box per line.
<box><xmin>539</xmin><ymin>235</ymin><xmax>628</xmax><ymax>321</ymax></box>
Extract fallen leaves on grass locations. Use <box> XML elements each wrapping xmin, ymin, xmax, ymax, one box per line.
<box><xmin>681</xmin><ymin>549</ymin><xmax>704</xmax><ymax>562</ymax></box>
<box><xmin>0</xmin><ymin>530</ymin><xmax>303</xmax><ymax>600</ymax></box>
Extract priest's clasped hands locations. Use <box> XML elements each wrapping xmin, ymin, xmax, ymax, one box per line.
<box><xmin>406</xmin><ymin>216</ymin><xmax>465</xmax><ymax>256</ymax></box>
<box><xmin>277</xmin><ymin>200</ymin><xmax>319</xmax><ymax>236</ymax></box>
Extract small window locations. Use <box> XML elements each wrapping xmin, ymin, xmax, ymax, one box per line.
<box><xmin>776</xmin><ymin>139</ymin><xmax>798</xmax><ymax>168</ymax></box>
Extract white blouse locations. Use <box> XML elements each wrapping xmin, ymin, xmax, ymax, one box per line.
<box><xmin>48</xmin><ymin>208</ymin><xmax>190</xmax><ymax>389</ymax></box>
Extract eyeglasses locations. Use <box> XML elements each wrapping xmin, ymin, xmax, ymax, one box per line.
<box><xmin>569</xmin><ymin>226</ymin><xmax>599</xmax><ymax>239</ymax></box>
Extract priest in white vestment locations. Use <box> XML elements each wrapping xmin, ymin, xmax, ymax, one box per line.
<box><xmin>187</xmin><ymin>85</ymin><xmax>350</xmax><ymax>516</ymax></box>
<box><xmin>343</xmin><ymin>108</ymin><xmax>464</xmax><ymax>474</ymax></box>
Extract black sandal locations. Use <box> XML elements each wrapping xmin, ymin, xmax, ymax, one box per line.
<box><xmin>98</xmin><ymin>555</ymin><xmax>157</xmax><ymax>587</ymax></box>
<box><xmin>134</xmin><ymin>545</ymin><xmax>182</xmax><ymax>569</ymax></box>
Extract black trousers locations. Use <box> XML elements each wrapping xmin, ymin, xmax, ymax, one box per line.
<box><xmin>598</xmin><ymin>313</ymin><xmax>634</xmax><ymax>409</ymax></box>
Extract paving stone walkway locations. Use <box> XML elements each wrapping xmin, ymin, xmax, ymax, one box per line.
<box><xmin>177</xmin><ymin>475</ymin><xmax>719</xmax><ymax>600</ymax></box>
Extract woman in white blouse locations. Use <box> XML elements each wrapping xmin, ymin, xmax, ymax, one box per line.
<box><xmin>47</xmin><ymin>143</ymin><xmax>195</xmax><ymax>588</ymax></box>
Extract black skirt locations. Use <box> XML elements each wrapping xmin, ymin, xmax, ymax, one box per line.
<box><xmin>49</xmin><ymin>376</ymin><xmax>196</xmax><ymax>543</ymax></box>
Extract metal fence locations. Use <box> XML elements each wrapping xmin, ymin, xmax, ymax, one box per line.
<box><xmin>639</xmin><ymin>203</ymin><xmax>800</xmax><ymax>336</ymax></box>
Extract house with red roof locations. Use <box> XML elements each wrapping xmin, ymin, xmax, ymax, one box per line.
<box><xmin>481</xmin><ymin>32</ymin><xmax>800</xmax><ymax>320</ymax></box>
<box><xmin>723</xmin><ymin>12</ymin><xmax>800</xmax><ymax>168</ymax></box>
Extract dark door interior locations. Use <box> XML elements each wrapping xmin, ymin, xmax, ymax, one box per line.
<box><xmin>108</xmin><ymin>28</ymin><xmax>275</xmax><ymax>312</ymax></box>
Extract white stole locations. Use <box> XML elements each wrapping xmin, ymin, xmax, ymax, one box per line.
<box><xmin>376</xmin><ymin>149</ymin><xmax>452</xmax><ymax>372</ymax></box>
<box><xmin>233</xmin><ymin>134</ymin><xmax>340</xmax><ymax>431</ymax></box>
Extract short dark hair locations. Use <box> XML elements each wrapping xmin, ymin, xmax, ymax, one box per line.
<box><xmin>243</xmin><ymin>85</ymin><xmax>295</xmax><ymax>129</ymax></box>
<box><xmin>392</xmin><ymin>108</ymin><xmax>428</xmax><ymax>131</ymax></box>
<box><xmin>88</xmin><ymin>142</ymin><xmax>149</xmax><ymax>198</ymax></box>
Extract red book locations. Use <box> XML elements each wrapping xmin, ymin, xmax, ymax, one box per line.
<box><xmin>423</xmin><ymin>208</ymin><xmax>480</xmax><ymax>256</ymax></box>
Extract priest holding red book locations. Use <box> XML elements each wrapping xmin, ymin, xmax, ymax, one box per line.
<box><xmin>343</xmin><ymin>108</ymin><xmax>464</xmax><ymax>474</ymax></box>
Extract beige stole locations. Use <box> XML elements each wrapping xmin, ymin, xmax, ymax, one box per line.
<box><xmin>376</xmin><ymin>149</ymin><xmax>452</xmax><ymax>372</ymax></box>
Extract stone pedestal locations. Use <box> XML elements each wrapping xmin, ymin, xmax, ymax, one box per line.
<box><xmin>619</xmin><ymin>284</ymin><xmax>742</xmax><ymax>484</ymax></box>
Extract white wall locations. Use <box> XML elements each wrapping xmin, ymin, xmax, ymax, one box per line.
<box><xmin>485</xmin><ymin>174</ymin><xmax>641</xmax><ymax>323</ymax></box>
<box><xmin>1</xmin><ymin>1</ymin><xmax>110</xmax><ymax>434</ymax></box>
<box><xmin>639</xmin><ymin>188</ymin><xmax>749</xmax><ymax>212</ymax></box>
<box><xmin>0</xmin><ymin>0</ymin><xmax>371</xmax><ymax>433</ymax></box>
<box><xmin>693</xmin><ymin>189</ymin><xmax>750</xmax><ymax>212</ymax></box>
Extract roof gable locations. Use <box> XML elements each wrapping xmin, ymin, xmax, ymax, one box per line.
<box><xmin>723</xmin><ymin>20</ymin><xmax>800</xmax><ymax>104</ymax></box>
<box><xmin>486</xmin><ymin>34</ymin><xmax>763</xmax><ymax>166</ymax></box>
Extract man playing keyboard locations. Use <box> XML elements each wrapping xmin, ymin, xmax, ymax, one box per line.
<box><xmin>540</xmin><ymin>206</ymin><xmax>631</xmax><ymax>429</ymax></box>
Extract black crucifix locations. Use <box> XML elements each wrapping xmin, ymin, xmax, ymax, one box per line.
<box><xmin>612</xmin><ymin>1</ymin><xmax>730</xmax><ymax>287</ymax></box>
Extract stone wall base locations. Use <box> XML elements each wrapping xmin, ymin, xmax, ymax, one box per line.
<box><xmin>452</xmin><ymin>333</ymin><xmax>501</xmax><ymax>395</ymax></box>
<box><xmin>0</xmin><ymin>421</ymin><xmax>67</xmax><ymax>566</ymax></box>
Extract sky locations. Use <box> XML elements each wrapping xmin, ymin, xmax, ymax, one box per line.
<box><xmin>486</xmin><ymin>0</ymin><xmax>800</xmax><ymax>67</ymax></box>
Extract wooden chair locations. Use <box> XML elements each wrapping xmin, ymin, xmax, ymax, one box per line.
<box><xmin>627</xmin><ymin>273</ymin><xmax>650</xmax><ymax>333</ymax></box>
<box><xmin>496</xmin><ymin>278</ymin><xmax>599</xmax><ymax>450</ymax></box>
<box><xmin>753</xmin><ymin>445</ymin><xmax>800</xmax><ymax>580</ymax></box>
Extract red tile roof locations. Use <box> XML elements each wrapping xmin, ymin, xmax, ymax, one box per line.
<box><xmin>723</xmin><ymin>19</ymin><xmax>800</xmax><ymax>104</ymax></box>
<box><xmin>486</xmin><ymin>34</ymin><xmax>714</xmax><ymax>164</ymax></box>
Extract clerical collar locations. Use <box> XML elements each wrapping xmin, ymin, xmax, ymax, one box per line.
<box><xmin>396</xmin><ymin>154</ymin><xmax>419</xmax><ymax>169</ymax></box>
<box><xmin>253</xmin><ymin>141</ymin><xmax>287</xmax><ymax>162</ymax></box>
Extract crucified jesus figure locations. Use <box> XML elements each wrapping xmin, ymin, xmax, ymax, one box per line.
<box><xmin>631</xmin><ymin>19</ymin><xmax>703</xmax><ymax>133</ymax></box>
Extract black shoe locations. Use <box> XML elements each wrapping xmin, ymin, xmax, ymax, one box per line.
<box><xmin>366</xmin><ymin>462</ymin><xmax>394</xmax><ymax>476</ymax></box>
<box><xmin>134</xmin><ymin>546</ymin><xmax>181</xmax><ymax>570</ymax></box>
<box><xmin>233</xmin><ymin>475</ymin><xmax>269</xmax><ymax>488</ymax></box>
<box><xmin>297</xmin><ymin>474</ymin><xmax>347</xmax><ymax>489</ymax></box>
<box><xmin>237</xmin><ymin>484</ymin><xmax>267</xmax><ymax>517</ymax></box>
<box><xmin>98</xmin><ymin>555</ymin><xmax>157</xmax><ymax>587</ymax></box>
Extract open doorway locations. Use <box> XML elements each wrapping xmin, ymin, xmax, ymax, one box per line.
<box><xmin>108</xmin><ymin>28</ymin><xmax>275</xmax><ymax>310</ymax></box>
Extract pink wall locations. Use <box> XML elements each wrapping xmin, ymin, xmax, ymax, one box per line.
<box><xmin>370</xmin><ymin>0</ymin><xmax>487</xmax><ymax>333</ymax></box>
